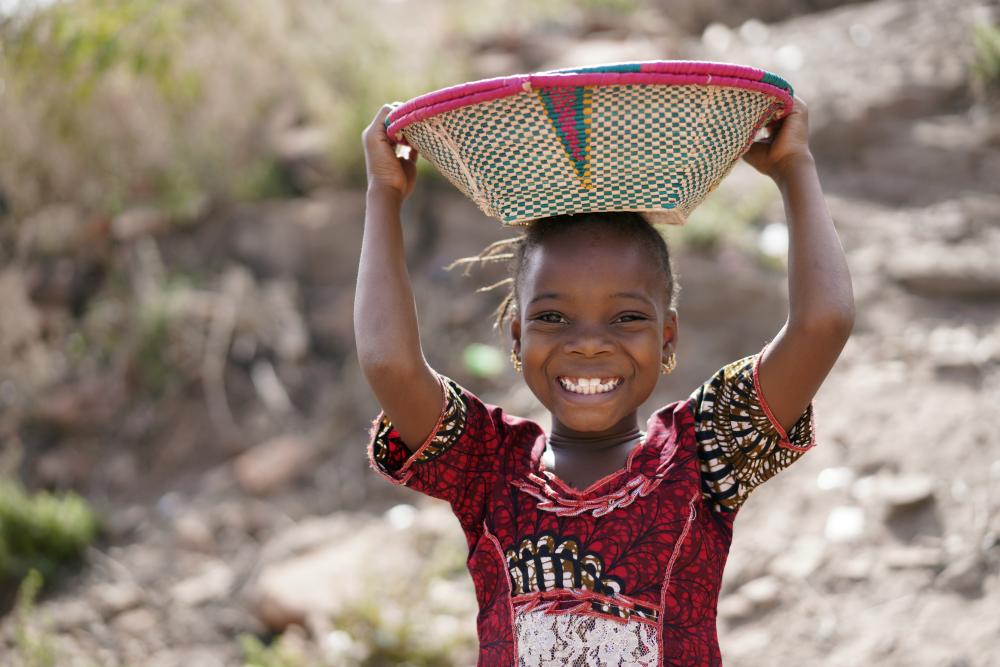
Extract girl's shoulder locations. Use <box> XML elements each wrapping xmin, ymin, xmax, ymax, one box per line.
<box><xmin>441</xmin><ymin>373</ymin><xmax>546</xmax><ymax>445</ymax></box>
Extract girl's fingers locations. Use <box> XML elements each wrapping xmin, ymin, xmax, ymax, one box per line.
<box><xmin>364</xmin><ymin>105</ymin><xmax>396</xmax><ymax>141</ymax></box>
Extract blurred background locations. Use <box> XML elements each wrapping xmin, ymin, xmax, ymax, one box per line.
<box><xmin>0</xmin><ymin>0</ymin><xmax>998</xmax><ymax>665</ymax></box>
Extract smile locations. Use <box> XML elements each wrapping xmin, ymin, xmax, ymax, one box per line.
<box><xmin>557</xmin><ymin>377</ymin><xmax>623</xmax><ymax>395</ymax></box>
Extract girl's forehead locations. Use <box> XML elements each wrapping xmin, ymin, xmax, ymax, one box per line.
<box><xmin>525</xmin><ymin>231</ymin><xmax>648</xmax><ymax>273</ymax></box>
<box><xmin>521</xmin><ymin>235</ymin><xmax>664</xmax><ymax>298</ymax></box>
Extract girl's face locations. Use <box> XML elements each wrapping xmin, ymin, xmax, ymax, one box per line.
<box><xmin>510</xmin><ymin>228</ymin><xmax>678</xmax><ymax>436</ymax></box>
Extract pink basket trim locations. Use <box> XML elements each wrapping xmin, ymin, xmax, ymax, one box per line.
<box><xmin>385</xmin><ymin>60</ymin><xmax>794</xmax><ymax>143</ymax></box>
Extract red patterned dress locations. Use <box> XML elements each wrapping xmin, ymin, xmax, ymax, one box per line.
<box><xmin>367</xmin><ymin>341</ymin><xmax>816</xmax><ymax>666</ymax></box>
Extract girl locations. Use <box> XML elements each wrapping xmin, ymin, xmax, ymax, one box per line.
<box><xmin>355</xmin><ymin>95</ymin><xmax>854</xmax><ymax>666</ymax></box>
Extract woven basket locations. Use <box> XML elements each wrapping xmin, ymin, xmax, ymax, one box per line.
<box><xmin>384</xmin><ymin>60</ymin><xmax>793</xmax><ymax>226</ymax></box>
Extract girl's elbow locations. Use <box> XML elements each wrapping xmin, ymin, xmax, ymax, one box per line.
<box><xmin>357</xmin><ymin>352</ymin><xmax>425</xmax><ymax>383</ymax></box>
<box><xmin>806</xmin><ymin>311</ymin><xmax>855</xmax><ymax>339</ymax></box>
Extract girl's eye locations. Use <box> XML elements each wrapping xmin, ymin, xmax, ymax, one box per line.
<box><xmin>535</xmin><ymin>312</ymin><xmax>566</xmax><ymax>323</ymax></box>
<box><xmin>615</xmin><ymin>313</ymin><xmax>647</xmax><ymax>323</ymax></box>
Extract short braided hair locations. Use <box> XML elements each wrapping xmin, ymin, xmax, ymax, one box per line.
<box><xmin>446</xmin><ymin>211</ymin><xmax>680</xmax><ymax>333</ymax></box>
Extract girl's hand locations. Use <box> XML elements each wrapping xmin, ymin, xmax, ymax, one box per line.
<box><xmin>363</xmin><ymin>104</ymin><xmax>419</xmax><ymax>200</ymax></box>
<box><xmin>742</xmin><ymin>94</ymin><xmax>813</xmax><ymax>182</ymax></box>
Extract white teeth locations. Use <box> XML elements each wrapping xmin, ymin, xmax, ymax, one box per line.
<box><xmin>559</xmin><ymin>377</ymin><xmax>621</xmax><ymax>394</ymax></box>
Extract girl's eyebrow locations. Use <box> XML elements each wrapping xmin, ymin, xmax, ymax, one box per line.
<box><xmin>529</xmin><ymin>292</ymin><xmax>562</xmax><ymax>304</ymax></box>
<box><xmin>528</xmin><ymin>291</ymin><xmax>653</xmax><ymax>305</ymax></box>
<box><xmin>610</xmin><ymin>291</ymin><xmax>654</xmax><ymax>305</ymax></box>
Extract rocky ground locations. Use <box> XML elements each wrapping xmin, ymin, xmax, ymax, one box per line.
<box><xmin>2</xmin><ymin>0</ymin><xmax>999</xmax><ymax>665</ymax></box>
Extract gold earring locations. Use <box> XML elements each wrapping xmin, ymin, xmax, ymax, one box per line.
<box><xmin>510</xmin><ymin>349</ymin><xmax>522</xmax><ymax>373</ymax></box>
<box><xmin>661</xmin><ymin>351</ymin><xmax>676</xmax><ymax>375</ymax></box>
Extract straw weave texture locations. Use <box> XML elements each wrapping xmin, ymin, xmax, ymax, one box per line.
<box><xmin>399</xmin><ymin>82</ymin><xmax>780</xmax><ymax>225</ymax></box>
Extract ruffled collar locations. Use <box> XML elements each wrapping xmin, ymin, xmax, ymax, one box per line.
<box><xmin>510</xmin><ymin>400</ymin><xmax>691</xmax><ymax>518</ymax></box>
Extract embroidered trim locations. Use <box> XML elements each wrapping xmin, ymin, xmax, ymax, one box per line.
<box><xmin>661</xmin><ymin>491</ymin><xmax>698</xmax><ymax>596</ymax></box>
<box><xmin>366</xmin><ymin>373</ymin><xmax>468</xmax><ymax>485</ymax></box>
<box><xmin>511</xmin><ymin>432</ymin><xmax>679</xmax><ymax>518</ymax></box>
<box><xmin>541</xmin><ymin>466</ymin><xmax>630</xmax><ymax>497</ymax></box>
<box><xmin>513</xmin><ymin>589</ymin><xmax>660</xmax><ymax>626</ymax></box>
<box><xmin>483</xmin><ymin>523</ymin><xmax>519</xmax><ymax>660</ymax></box>
<box><xmin>752</xmin><ymin>340</ymin><xmax>817</xmax><ymax>452</ymax></box>
<box><xmin>511</xmin><ymin>471</ymin><xmax>662</xmax><ymax>518</ymax></box>
<box><xmin>537</xmin><ymin>438</ymin><xmax>647</xmax><ymax>497</ymax></box>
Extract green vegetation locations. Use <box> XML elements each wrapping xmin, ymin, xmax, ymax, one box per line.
<box><xmin>135</xmin><ymin>303</ymin><xmax>175</xmax><ymax>397</ymax></box>
<box><xmin>0</xmin><ymin>0</ymin><xmax>202</xmax><ymax>216</ymax></box>
<box><xmin>10</xmin><ymin>570</ymin><xmax>61</xmax><ymax>667</ymax></box>
<box><xmin>0</xmin><ymin>479</ymin><xmax>100</xmax><ymax>586</ymax></box>
<box><xmin>331</xmin><ymin>600</ymin><xmax>471</xmax><ymax>667</ymax></box>
<box><xmin>0</xmin><ymin>0</ymin><xmax>665</xmax><ymax>222</ymax></box>
<box><xmin>971</xmin><ymin>21</ymin><xmax>1000</xmax><ymax>100</ymax></box>
<box><xmin>0</xmin><ymin>0</ymin><xmax>469</xmax><ymax>219</ymax></box>
<box><xmin>239</xmin><ymin>633</ymin><xmax>311</xmax><ymax>667</ymax></box>
<box><xmin>577</xmin><ymin>0</ymin><xmax>642</xmax><ymax>13</ymax></box>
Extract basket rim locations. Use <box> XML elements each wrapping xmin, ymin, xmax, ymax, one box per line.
<box><xmin>384</xmin><ymin>59</ymin><xmax>794</xmax><ymax>144</ymax></box>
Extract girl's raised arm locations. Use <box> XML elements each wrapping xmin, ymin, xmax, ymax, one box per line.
<box><xmin>354</xmin><ymin>105</ymin><xmax>441</xmax><ymax>453</ymax></box>
<box><xmin>742</xmin><ymin>95</ymin><xmax>856</xmax><ymax>434</ymax></box>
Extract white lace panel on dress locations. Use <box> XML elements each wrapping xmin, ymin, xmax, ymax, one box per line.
<box><xmin>515</xmin><ymin>608</ymin><xmax>659</xmax><ymax>666</ymax></box>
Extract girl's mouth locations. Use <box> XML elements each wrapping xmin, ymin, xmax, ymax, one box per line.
<box><xmin>557</xmin><ymin>376</ymin><xmax>623</xmax><ymax>395</ymax></box>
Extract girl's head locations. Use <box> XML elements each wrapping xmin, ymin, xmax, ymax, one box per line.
<box><xmin>455</xmin><ymin>212</ymin><xmax>680</xmax><ymax>436</ymax></box>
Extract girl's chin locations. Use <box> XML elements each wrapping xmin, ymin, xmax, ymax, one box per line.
<box><xmin>549</xmin><ymin>408</ymin><xmax>621</xmax><ymax>434</ymax></box>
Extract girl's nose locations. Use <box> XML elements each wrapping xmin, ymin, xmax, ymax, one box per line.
<box><xmin>563</xmin><ymin>324</ymin><xmax>615</xmax><ymax>356</ymax></box>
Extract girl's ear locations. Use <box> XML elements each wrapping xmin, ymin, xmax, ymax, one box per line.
<box><xmin>510</xmin><ymin>317</ymin><xmax>521</xmax><ymax>355</ymax></box>
<box><xmin>662</xmin><ymin>308</ymin><xmax>678</xmax><ymax>354</ymax></box>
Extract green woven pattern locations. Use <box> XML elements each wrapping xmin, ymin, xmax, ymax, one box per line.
<box><xmin>401</xmin><ymin>82</ymin><xmax>778</xmax><ymax>225</ymax></box>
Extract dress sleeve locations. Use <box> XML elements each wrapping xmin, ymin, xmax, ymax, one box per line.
<box><xmin>366</xmin><ymin>372</ymin><xmax>506</xmax><ymax>539</ymax></box>
<box><xmin>689</xmin><ymin>342</ymin><xmax>817</xmax><ymax>513</ymax></box>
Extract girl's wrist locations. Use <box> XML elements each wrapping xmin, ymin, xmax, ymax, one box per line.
<box><xmin>771</xmin><ymin>152</ymin><xmax>816</xmax><ymax>186</ymax></box>
<box><xmin>366</xmin><ymin>184</ymin><xmax>404</xmax><ymax>206</ymax></box>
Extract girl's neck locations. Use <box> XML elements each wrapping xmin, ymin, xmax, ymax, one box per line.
<box><xmin>547</xmin><ymin>414</ymin><xmax>644</xmax><ymax>455</ymax></box>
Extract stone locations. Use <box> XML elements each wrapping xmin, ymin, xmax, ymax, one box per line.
<box><xmin>384</xmin><ymin>503</ymin><xmax>418</xmax><ymax>531</ymax></box>
<box><xmin>94</xmin><ymin>582</ymin><xmax>143</xmax><ymax>620</ymax></box>
<box><xmin>170</xmin><ymin>560</ymin><xmax>235</xmax><ymax>607</ymax></box>
<box><xmin>770</xmin><ymin>537</ymin><xmax>826</xmax><ymax>580</ymax></box>
<box><xmin>825</xmin><ymin>505</ymin><xmax>866</xmax><ymax>543</ymax></box>
<box><xmin>852</xmin><ymin>473</ymin><xmax>936</xmax><ymax>510</ymax></box>
<box><xmin>322</xmin><ymin>628</ymin><xmax>371</xmax><ymax>665</ymax></box>
<box><xmin>249</xmin><ymin>505</ymin><xmax>462</xmax><ymax>633</ymax></box>
<box><xmin>926</xmin><ymin>326</ymin><xmax>993</xmax><ymax>371</ymax></box>
<box><xmin>49</xmin><ymin>600</ymin><xmax>99</xmax><ymax>631</ymax></box>
<box><xmin>717</xmin><ymin>594</ymin><xmax>755</xmax><ymax>622</ymax></box>
<box><xmin>936</xmin><ymin>553</ymin><xmax>985</xmax><ymax>596</ymax></box>
<box><xmin>835</xmin><ymin>555</ymin><xmax>873</xmax><ymax>581</ymax></box>
<box><xmin>883</xmin><ymin>546</ymin><xmax>945</xmax><ymax>569</ymax></box>
<box><xmin>887</xmin><ymin>245</ymin><xmax>1000</xmax><ymax>299</ymax></box>
<box><xmin>253</xmin><ymin>542</ymin><xmax>363</xmax><ymax>631</ymax></box>
<box><xmin>738</xmin><ymin>576</ymin><xmax>782</xmax><ymax>610</ymax></box>
<box><xmin>174</xmin><ymin>513</ymin><xmax>216</xmax><ymax>553</ymax></box>
<box><xmin>111</xmin><ymin>207</ymin><xmax>170</xmax><ymax>240</ymax></box>
<box><xmin>881</xmin><ymin>476</ymin><xmax>936</xmax><ymax>510</ymax></box>
<box><xmin>234</xmin><ymin>435</ymin><xmax>315</xmax><ymax>496</ymax></box>
<box><xmin>816</xmin><ymin>466</ymin><xmax>856</xmax><ymax>492</ymax></box>
<box><xmin>111</xmin><ymin>607</ymin><xmax>160</xmax><ymax>636</ymax></box>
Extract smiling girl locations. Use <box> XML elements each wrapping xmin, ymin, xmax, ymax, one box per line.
<box><xmin>355</xmin><ymin>94</ymin><xmax>854</xmax><ymax>665</ymax></box>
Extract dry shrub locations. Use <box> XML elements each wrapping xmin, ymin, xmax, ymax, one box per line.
<box><xmin>0</xmin><ymin>0</ymin><xmax>466</xmax><ymax>220</ymax></box>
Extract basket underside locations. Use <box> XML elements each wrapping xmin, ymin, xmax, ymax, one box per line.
<box><xmin>399</xmin><ymin>82</ymin><xmax>781</xmax><ymax>226</ymax></box>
